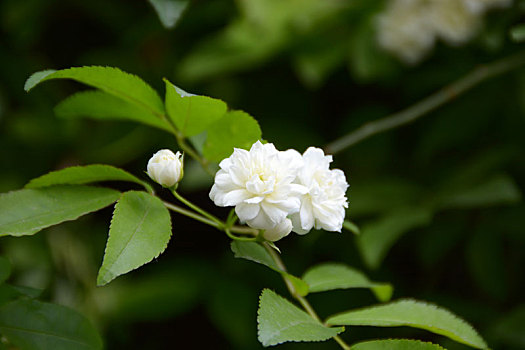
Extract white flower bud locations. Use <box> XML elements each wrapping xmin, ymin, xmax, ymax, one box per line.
<box><xmin>147</xmin><ymin>149</ymin><xmax>183</xmax><ymax>188</ymax></box>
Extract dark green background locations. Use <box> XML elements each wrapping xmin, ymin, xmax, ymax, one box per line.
<box><xmin>1</xmin><ymin>0</ymin><xmax>524</xmax><ymax>348</ymax></box>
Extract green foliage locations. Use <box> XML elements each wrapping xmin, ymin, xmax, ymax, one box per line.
<box><xmin>0</xmin><ymin>257</ymin><xmax>10</xmax><ymax>285</ymax></box>
<box><xmin>350</xmin><ymin>339</ymin><xmax>446</xmax><ymax>350</ymax></box>
<box><xmin>302</xmin><ymin>263</ymin><xmax>393</xmax><ymax>302</ymax></box>
<box><xmin>257</xmin><ymin>289</ymin><xmax>344</xmax><ymax>347</ymax></box>
<box><xmin>0</xmin><ymin>299</ymin><xmax>103</xmax><ymax>350</ymax></box>
<box><xmin>326</xmin><ymin>299</ymin><xmax>488</xmax><ymax>349</ymax></box>
<box><xmin>0</xmin><ymin>185</ymin><xmax>121</xmax><ymax>237</ymax></box>
<box><xmin>148</xmin><ymin>0</ymin><xmax>189</xmax><ymax>29</ymax></box>
<box><xmin>510</xmin><ymin>24</ymin><xmax>525</xmax><ymax>42</ymax></box>
<box><xmin>203</xmin><ymin>110</ymin><xmax>262</xmax><ymax>162</ymax></box>
<box><xmin>25</xmin><ymin>66</ymin><xmax>165</xmax><ymax>117</ymax></box>
<box><xmin>231</xmin><ymin>241</ymin><xmax>309</xmax><ymax>296</ymax></box>
<box><xmin>433</xmin><ymin>174</ymin><xmax>521</xmax><ymax>210</ymax></box>
<box><xmin>54</xmin><ymin>91</ymin><xmax>173</xmax><ymax>132</ymax></box>
<box><xmin>343</xmin><ymin>220</ymin><xmax>360</xmax><ymax>235</ymax></box>
<box><xmin>26</xmin><ymin>164</ymin><xmax>153</xmax><ymax>193</ymax></box>
<box><xmin>357</xmin><ymin>207</ymin><xmax>433</xmax><ymax>269</ymax></box>
<box><xmin>97</xmin><ymin>191</ymin><xmax>172</xmax><ymax>286</ymax></box>
<box><xmin>164</xmin><ymin>79</ymin><xmax>227</xmax><ymax>137</ymax></box>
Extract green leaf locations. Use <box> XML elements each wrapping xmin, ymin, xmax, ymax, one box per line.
<box><xmin>302</xmin><ymin>263</ymin><xmax>393</xmax><ymax>302</ymax></box>
<box><xmin>26</xmin><ymin>164</ymin><xmax>153</xmax><ymax>194</ymax></box>
<box><xmin>0</xmin><ymin>298</ymin><xmax>102</xmax><ymax>350</ymax></box>
<box><xmin>231</xmin><ymin>241</ymin><xmax>309</xmax><ymax>296</ymax></box>
<box><xmin>164</xmin><ymin>79</ymin><xmax>227</xmax><ymax>137</ymax></box>
<box><xmin>203</xmin><ymin>110</ymin><xmax>262</xmax><ymax>162</ymax></box>
<box><xmin>434</xmin><ymin>174</ymin><xmax>521</xmax><ymax>210</ymax></box>
<box><xmin>351</xmin><ymin>339</ymin><xmax>446</xmax><ymax>350</ymax></box>
<box><xmin>0</xmin><ymin>185</ymin><xmax>121</xmax><ymax>237</ymax></box>
<box><xmin>0</xmin><ymin>284</ymin><xmax>42</xmax><ymax>307</ymax></box>
<box><xmin>357</xmin><ymin>207</ymin><xmax>433</xmax><ymax>269</ymax></box>
<box><xmin>326</xmin><ymin>299</ymin><xmax>488</xmax><ymax>349</ymax></box>
<box><xmin>97</xmin><ymin>191</ymin><xmax>172</xmax><ymax>286</ymax></box>
<box><xmin>25</xmin><ymin>66</ymin><xmax>164</xmax><ymax>117</ymax></box>
<box><xmin>148</xmin><ymin>0</ymin><xmax>189</xmax><ymax>29</ymax></box>
<box><xmin>510</xmin><ymin>24</ymin><xmax>525</xmax><ymax>42</ymax></box>
<box><xmin>0</xmin><ymin>257</ymin><xmax>10</xmax><ymax>285</ymax></box>
<box><xmin>54</xmin><ymin>91</ymin><xmax>172</xmax><ymax>131</ymax></box>
<box><xmin>258</xmin><ymin>289</ymin><xmax>344</xmax><ymax>347</ymax></box>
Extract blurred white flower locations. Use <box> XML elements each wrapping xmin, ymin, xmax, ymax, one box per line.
<box><xmin>291</xmin><ymin>147</ymin><xmax>349</xmax><ymax>234</ymax></box>
<box><xmin>209</xmin><ymin>141</ymin><xmax>307</xmax><ymax>241</ymax></box>
<box><xmin>376</xmin><ymin>0</ymin><xmax>436</xmax><ymax>64</ymax></box>
<box><xmin>431</xmin><ymin>0</ymin><xmax>480</xmax><ymax>45</ymax></box>
<box><xmin>462</xmin><ymin>0</ymin><xmax>513</xmax><ymax>14</ymax></box>
<box><xmin>147</xmin><ymin>149</ymin><xmax>183</xmax><ymax>187</ymax></box>
<box><xmin>376</xmin><ymin>0</ymin><xmax>513</xmax><ymax>64</ymax></box>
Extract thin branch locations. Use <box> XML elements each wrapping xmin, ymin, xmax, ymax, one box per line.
<box><xmin>325</xmin><ymin>51</ymin><xmax>525</xmax><ymax>154</ymax></box>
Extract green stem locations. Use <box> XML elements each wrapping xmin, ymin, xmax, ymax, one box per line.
<box><xmin>163</xmin><ymin>201</ymin><xmax>219</xmax><ymax>227</ymax></box>
<box><xmin>263</xmin><ymin>243</ymin><xmax>351</xmax><ymax>350</ymax></box>
<box><xmin>174</xmin><ymin>131</ymin><xmax>214</xmax><ymax>176</ymax></box>
<box><xmin>171</xmin><ymin>190</ymin><xmax>223</xmax><ymax>227</ymax></box>
<box><xmin>324</xmin><ymin>50</ymin><xmax>525</xmax><ymax>154</ymax></box>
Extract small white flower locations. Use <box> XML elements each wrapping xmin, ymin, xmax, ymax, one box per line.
<box><xmin>462</xmin><ymin>0</ymin><xmax>513</xmax><ymax>14</ymax></box>
<box><xmin>291</xmin><ymin>147</ymin><xmax>349</xmax><ymax>234</ymax></box>
<box><xmin>209</xmin><ymin>141</ymin><xmax>307</xmax><ymax>241</ymax></box>
<box><xmin>147</xmin><ymin>149</ymin><xmax>183</xmax><ymax>187</ymax></box>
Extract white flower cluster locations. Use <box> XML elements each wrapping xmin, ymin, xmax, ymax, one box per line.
<box><xmin>209</xmin><ymin>141</ymin><xmax>349</xmax><ymax>241</ymax></box>
<box><xmin>376</xmin><ymin>0</ymin><xmax>513</xmax><ymax>64</ymax></box>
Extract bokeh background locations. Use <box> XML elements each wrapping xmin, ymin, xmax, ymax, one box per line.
<box><xmin>1</xmin><ymin>0</ymin><xmax>524</xmax><ymax>349</ymax></box>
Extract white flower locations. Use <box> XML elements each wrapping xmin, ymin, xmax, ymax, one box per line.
<box><xmin>376</xmin><ymin>0</ymin><xmax>437</xmax><ymax>64</ymax></box>
<box><xmin>147</xmin><ymin>149</ymin><xmax>183</xmax><ymax>187</ymax></box>
<box><xmin>291</xmin><ymin>147</ymin><xmax>348</xmax><ymax>234</ymax></box>
<box><xmin>209</xmin><ymin>141</ymin><xmax>307</xmax><ymax>241</ymax></box>
<box><xmin>462</xmin><ymin>0</ymin><xmax>513</xmax><ymax>14</ymax></box>
<box><xmin>430</xmin><ymin>0</ymin><xmax>479</xmax><ymax>45</ymax></box>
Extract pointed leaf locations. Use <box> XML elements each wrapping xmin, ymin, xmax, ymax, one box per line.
<box><xmin>326</xmin><ymin>299</ymin><xmax>487</xmax><ymax>349</ymax></box>
<box><xmin>203</xmin><ymin>110</ymin><xmax>262</xmax><ymax>162</ymax></box>
<box><xmin>258</xmin><ymin>289</ymin><xmax>343</xmax><ymax>347</ymax></box>
<box><xmin>0</xmin><ymin>186</ymin><xmax>121</xmax><ymax>237</ymax></box>
<box><xmin>26</xmin><ymin>164</ymin><xmax>153</xmax><ymax>194</ymax></box>
<box><xmin>0</xmin><ymin>298</ymin><xmax>102</xmax><ymax>350</ymax></box>
<box><xmin>357</xmin><ymin>207</ymin><xmax>433</xmax><ymax>269</ymax></box>
<box><xmin>302</xmin><ymin>263</ymin><xmax>393</xmax><ymax>302</ymax></box>
<box><xmin>343</xmin><ymin>220</ymin><xmax>360</xmax><ymax>235</ymax></box>
<box><xmin>25</xmin><ymin>66</ymin><xmax>164</xmax><ymax>117</ymax></box>
<box><xmin>55</xmin><ymin>91</ymin><xmax>172</xmax><ymax>131</ymax></box>
<box><xmin>148</xmin><ymin>0</ymin><xmax>189</xmax><ymax>29</ymax></box>
<box><xmin>97</xmin><ymin>191</ymin><xmax>172</xmax><ymax>286</ymax></box>
<box><xmin>164</xmin><ymin>79</ymin><xmax>227</xmax><ymax>137</ymax></box>
<box><xmin>231</xmin><ymin>241</ymin><xmax>308</xmax><ymax>296</ymax></box>
<box><xmin>351</xmin><ymin>339</ymin><xmax>446</xmax><ymax>350</ymax></box>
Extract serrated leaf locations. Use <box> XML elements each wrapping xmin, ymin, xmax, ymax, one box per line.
<box><xmin>0</xmin><ymin>257</ymin><xmax>10</xmax><ymax>285</ymax></box>
<box><xmin>302</xmin><ymin>263</ymin><xmax>393</xmax><ymax>302</ymax></box>
<box><xmin>164</xmin><ymin>79</ymin><xmax>227</xmax><ymax>137</ymax></box>
<box><xmin>0</xmin><ymin>185</ymin><xmax>121</xmax><ymax>237</ymax></box>
<box><xmin>357</xmin><ymin>207</ymin><xmax>433</xmax><ymax>269</ymax></box>
<box><xmin>203</xmin><ymin>110</ymin><xmax>262</xmax><ymax>162</ymax></box>
<box><xmin>148</xmin><ymin>0</ymin><xmax>189</xmax><ymax>29</ymax></box>
<box><xmin>26</xmin><ymin>164</ymin><xmax>153</xmax><ymax>194</ymax></box>
<box><xmin>326</xmin><ymin>299</ymin><xmax>487</xmax><ymax>349</ymax></box>
<box><xmin>55</xmin><ymin>90</ymin><xmax>172</xmax><ymax>131</ymax></box>
<box><xmin>351</xmin><ymin>339</ymin><xmax>446</xmax><ymax>350</ymax></box>
<box><xmin>0</xmin><ymin>298</ymin><xmax>102</xmax><ymax>350</ymax></box>
<box><xmin>231</xmin><ymin>241</ymin><xmax>308</xmax><ymax>296</ymax></box>
<box><xmin>25</xmin><ymin>66</ymin><xmax>164</xmax><ymax>117</ymax></box>
<box><xmin>97</xmin><ymin>191</ymin><xmax>172</xmax><ymax>286</ymax></box>
<box><xmin>258</xmin><ymin>289</ymin><xmax>344</xmax><ymax>347</ymax></box>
